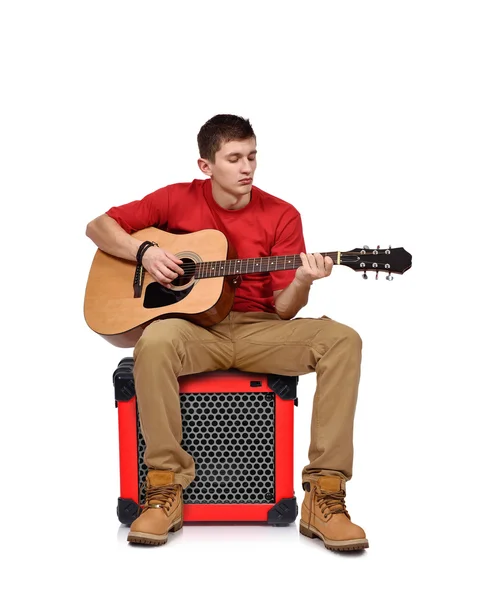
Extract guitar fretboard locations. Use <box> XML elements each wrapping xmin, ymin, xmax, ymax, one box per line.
<box><xmin>195</xmin><ymin>253</ymin><xmax>339</xmax><ymax>278</ymax></box>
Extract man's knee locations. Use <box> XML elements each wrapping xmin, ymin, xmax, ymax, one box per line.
<box><xmin>340</xmin><ymin>324</ymin><xmax>363</xmax><ymax>352</ymax></box>
<box><xmin>134</xmin><ymin>319</ymin><xmax>187</xmax><ymax>358</ymax></box>
<box><xmin>314</xmin><ymin>320</ymin><xmax>362</xmax><ymax>353</ymax></box>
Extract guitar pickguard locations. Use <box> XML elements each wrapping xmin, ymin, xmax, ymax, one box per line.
<box><xmin>143</xmin><ymin>281</ymin><xmax>193</xmax><ymax>308</ymax></box>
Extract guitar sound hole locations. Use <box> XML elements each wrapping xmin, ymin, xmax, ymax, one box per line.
<box><xmin>171</xmin><ymin>257</ymin><xmax>196</xmax><ymax>287</ymax></box>
<box><xmin>143</xmin><ymin>258</ymin><xmax>195</xmax><ymax>309</ymax></box>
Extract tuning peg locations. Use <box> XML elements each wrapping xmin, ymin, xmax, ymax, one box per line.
<box><xmin>363</xmin><ymin>245</ymin><xmax>369</xmax><ymax>250</ymax></box>
<box><xmin>386</xmin><ymin>274</ymin><xmax>394</xmax><ymax>281</ymax></box>
<box><xmin>362</xmin><ymin>272</ymin><xmax>368</xmax><ymax>280</ymax></box>
<box><xmin>375</xmin><ymin>271</ymin><xmax>379</xmax><ymax>280</ymax></box>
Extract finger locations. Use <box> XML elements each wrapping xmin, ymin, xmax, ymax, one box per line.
<box><xmin>156</xmin><ymin>270</ymin><xmax>173</xmax><ymax>284</ymax></box>
<box><xmin>156</xmin><ymin>267</ymin><xmax>178</xmax><ymax>284</ymax></box>
<box><xmin>313</xmin><ymin>253</ymin><xmax>326</xmax><ymax>272</ymax></box>
<box><xmin>166</xmin><ymin>259</ymin><xmax>185</xmax><ymax>275</ymax></box>
<box><xmin>325</xmin><ymin>256</ymin><xmax>334</xmax><ymax>273</ymax></box>
<box><xmin>159</xmin><ymin>264</ymin><xmax>180</xmax><ymax>278</ymax></box>
<box><xmin>151</xmin><ymin>270</ymin><xmax>172</xmax><ymax>288</ymax></box>
<box><xmin>306</xmin><ymin>253</ymin><xmax>318</xmax><ymax>271</ymax></box>
<box><xmin>165</xmin><ymin>251</ymin><xmax>184</xmax><ymax>265</ymax></box>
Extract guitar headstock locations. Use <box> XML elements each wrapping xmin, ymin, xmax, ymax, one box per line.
<box><xmin>340</xmin><ymin>246</ymin><xmax>412</xmax><ymax>280</ymax></box>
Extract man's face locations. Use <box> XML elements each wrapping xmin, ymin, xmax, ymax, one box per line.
<box><xmin>205</xmin><ymin>137</ymin><xmax>257</xmax><ymax>194</ymax></box>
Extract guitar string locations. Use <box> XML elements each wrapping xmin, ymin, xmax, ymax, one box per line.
<box><xmin>168</xmin><ymin>257</ymin><xmax>397</xmax><ymax>277</ymax></box>
<box><xmin>169</xmin><ymin>251</ymin><xmax>396</xmax><ymax>274</ymax></box>
<box><xmin>174</xmin><ymin>255</ymin><xmax>394</xmax><ymax>269</ymax></box>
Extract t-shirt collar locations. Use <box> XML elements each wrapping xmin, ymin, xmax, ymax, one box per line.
<box><xmin>203</xmin><ymin>178</ymin><xmax>258</xmax><ymax>214</ymax></box>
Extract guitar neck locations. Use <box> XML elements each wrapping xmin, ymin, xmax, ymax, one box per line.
<box><xmin>195</xmin><ymin>252</ymin><xmax>339</xmax><ymax>279</ymax></box>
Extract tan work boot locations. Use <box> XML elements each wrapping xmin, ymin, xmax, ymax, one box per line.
<box><xmin>127</xmin><ymin>470</ymin><xmax>183</xmax><ymax>546</ymax></box>
<box><xmin>300</xmin><ymin>475</ymin><xmax>368</xmax><ymax>551</ymax></box>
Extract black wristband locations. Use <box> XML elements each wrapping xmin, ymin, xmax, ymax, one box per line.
<box><xmin>136</xmin><ymin>241</ymin><xmax>158</xmax><ymax>265</ymax></box>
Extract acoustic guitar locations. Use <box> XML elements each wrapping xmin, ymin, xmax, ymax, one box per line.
<box><xmin>84</xmin><ymin>227</ymin><xmax>412</xmax><ymax>348</ymax></box>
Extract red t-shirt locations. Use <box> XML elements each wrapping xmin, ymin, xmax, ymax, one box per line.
<box><xmin>106</xmin><ymin>179</ymin><xmax>306</xmax><ymax>313</ymax></box>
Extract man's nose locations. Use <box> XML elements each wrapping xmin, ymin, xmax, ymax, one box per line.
<box><xmin>240</xmin><ymin>159</ymin><xmax>252</xmax><ymax>174</ymax></box>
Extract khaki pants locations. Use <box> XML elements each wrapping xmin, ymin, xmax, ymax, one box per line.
<box><xmin>133</xmin><ymin>311</ymin><xmax>362</xmax><ymax>490</ymax></box>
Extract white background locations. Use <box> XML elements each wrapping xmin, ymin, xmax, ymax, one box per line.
<box><xmin>2</xmin><ymin>1</ymin><xmax>482</xmax><ymax>598</ymax></box>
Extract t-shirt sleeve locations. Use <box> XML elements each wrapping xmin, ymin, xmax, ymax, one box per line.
<box><xmin>105</xmin><ymin>186</ymin><xmax>170</xmax><ymax>233</ymax></box>
<box><xmin>270</xmin><ymin>210</ymin><xmax>307</xmax><ymax>292</ymax></box>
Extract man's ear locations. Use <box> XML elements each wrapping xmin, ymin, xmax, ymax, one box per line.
<box><xmin>198</xmin><ymin>157</ymin><xmax>212</xmax><ymax>177</ymax></box>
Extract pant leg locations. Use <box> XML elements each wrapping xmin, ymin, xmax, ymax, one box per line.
<box><xmin>230</xmin><ymin>311</ymin><xmax>363</xmax><ymax>483</ymax></box>
<box><xmin>133</xmin><ymin>316</ymin><xmax>234</xmax><ymax>489</ymax></box>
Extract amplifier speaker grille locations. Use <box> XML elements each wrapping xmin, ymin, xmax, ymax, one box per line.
<box><xmin>137</xmin><ymin>390</ymin><xmax>276</xmax><ymax>505</ymax></box>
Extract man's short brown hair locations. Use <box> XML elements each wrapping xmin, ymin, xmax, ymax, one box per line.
<box><xmin>197</xmin><ymin>114</ymin><xmax>256</xmax><ymax>162</ymax></box>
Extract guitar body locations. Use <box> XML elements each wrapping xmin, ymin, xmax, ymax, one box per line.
<box><xmin>84</xmin><ymin>228</ymin><xmax>239</xmax><ymax>348</ymax></box>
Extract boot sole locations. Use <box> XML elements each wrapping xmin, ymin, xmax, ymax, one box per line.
<box><xmin>299</xmin><ymin>520</ymin><xmax>369</xmax><ymax>551</ymax></box>
<box><xmin>127</xmin><ymin>516</ymin><xmax>183</xmax><ymax>546</ymax></box>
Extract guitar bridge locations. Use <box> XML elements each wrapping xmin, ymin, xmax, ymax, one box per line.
<box><xmin>133</xmin><ymin>264</ymin><xmax>144</xmax><ymax>298</ymax></box>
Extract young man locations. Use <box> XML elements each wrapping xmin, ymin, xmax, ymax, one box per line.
<box><xmin>86</xmin><ymin>114</ymin><xmax>368</xmax><ymax>551</ymax></box>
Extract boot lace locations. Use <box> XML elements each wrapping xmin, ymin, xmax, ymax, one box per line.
<box><xmin>308</xmin><ymin>485</ymin><xmax>351</xmax><ymax>530</ymax></box>
<box><xmin>141</xmin><ymin>483</ymin><xmax>179</xmax><ymax>515</ymax></box>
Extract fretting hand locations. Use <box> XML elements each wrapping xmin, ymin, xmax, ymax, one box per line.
<box><xmin>294</xmin><ymin>252</ymin><xmax>334</xmax><ymax>286</ymax></box>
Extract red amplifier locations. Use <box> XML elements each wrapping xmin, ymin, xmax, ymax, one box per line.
<box><xmin>114</xmin><ymin>358</ymin><xmax>298</xmax><ymax>526</ymax></box>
